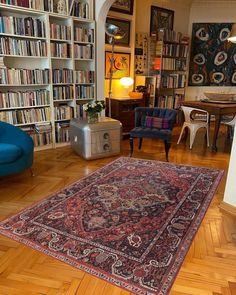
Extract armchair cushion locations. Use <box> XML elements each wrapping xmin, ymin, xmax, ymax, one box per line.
<box><xmin>0</xmin><ymin>143</ymin><xmax>22</xmax><ymax>164</ymax></box>
<box><xmin>144</xmin><ymin>116</ymin><xmax>170</xmax><ymax>129</ymax></box>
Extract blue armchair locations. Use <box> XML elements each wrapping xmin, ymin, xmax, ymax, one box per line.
<box><xmin>0</xmin><ymin>121</ymin><xmax>34</xmax><ymax>177</ymax></box>
<box><xmin>129</xmin><ymin>107</ymin><xmax>177</xmax><ymax>161</ymax></box>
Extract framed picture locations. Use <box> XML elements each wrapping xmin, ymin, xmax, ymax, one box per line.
<box><xmin>110</xmin><ymin>0</ymin><xmax>134</xmax><ymax>15</ymax></box>
<box><xmin>150</xmin><ymin>6</ymin><xmax>174</xmax><ymax>36</ymax></box>
<box><xmin>105</xmin><ymin>17</ymin><xmax>131</xmax><ymax>47</ymax></box>
<box><xmin>105</xmin><ymin>51</ymin><xmax>130</xmax><ymax>79</ymax></box>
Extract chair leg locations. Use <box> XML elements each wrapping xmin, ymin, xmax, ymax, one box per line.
<box><xmin>138</xmin><ymin>138</ymin><xmax>143</xmax><ymax>150</ymax></box>
<box><xmin>206</xmin><ymin>127</ymin><xmax>210</xmax><ymax>147</ymax></box>
<box><xmin>164</xmin><ymin>140</ymin><xmax>170</xmax><ymax>162</ymax></box>
<box><xmin>177</xmin><ymin>126</ymin><xmax>185</xmax><ymax>144</ymax></box>
<box><xmin>129</xmin><ymin>137</ymin><xmax>134</xmax><ymax>157</ymax></box>
<box><xmin>30</xmin><ymin>167</ymin><xmax>35</xmax><ymax>177</ymax></box>
<box><xmin>189</xmin><ymin>130</ymin><xmax>197</xmax><ymax>149</ymax></box>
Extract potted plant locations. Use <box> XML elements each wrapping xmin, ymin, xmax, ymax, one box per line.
<box><xmin>83</xmin><ymin>100</ymin><xmax>105</xmax><ymax>123</ymax></box>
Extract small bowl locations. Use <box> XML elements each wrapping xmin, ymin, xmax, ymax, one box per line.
<box><xmin>204</xmin><ymin>92</ymin><xmax>235</xmax><ymax>101</ymax></box>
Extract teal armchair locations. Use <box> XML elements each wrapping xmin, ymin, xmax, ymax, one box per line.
<box><xmin>0</xmin><ymin>121</ymin><xmax>34</xmax><ymax>177</ymax></box>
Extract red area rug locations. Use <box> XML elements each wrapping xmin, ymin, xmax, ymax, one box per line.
<box><xmin>0</xmin><ymin>157</ymin><xmax>224</xmax><ymax>295</ymax></box>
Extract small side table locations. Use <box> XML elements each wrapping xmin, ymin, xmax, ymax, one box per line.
<box><xmin>70</xmin><ymin>117</ymin><xmax>122</xmax><ymax>160</ymax></box>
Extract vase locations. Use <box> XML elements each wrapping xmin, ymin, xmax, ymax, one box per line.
<box><xmin>87</xmin><ymin>113</ymin><xmax>99</xmax><ymax>124</ymax></box>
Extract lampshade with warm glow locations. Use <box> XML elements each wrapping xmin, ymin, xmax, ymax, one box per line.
<box><xmin>228</xmin><ymin>23</ymin><xmax>236</xmax><ymax>43</ymax></box>
<box><xmin>120</xmin><ymin>77</ymin><xmax>134</xmax><ymax>88</ymax></box>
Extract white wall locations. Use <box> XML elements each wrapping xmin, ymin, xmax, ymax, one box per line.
<box><xmin>135</xmin><ymin>0</ymin><xmax>191</xmax><ymax>35</ymax></box>
<box><xmin>186</xmin><ymin>0</ymin><xmax>236</xmax><ymax>100</ymax></box>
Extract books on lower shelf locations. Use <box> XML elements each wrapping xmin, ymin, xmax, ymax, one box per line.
<box><xmin>51</xmin><ymin>42</ymin><xmax>71</xmax><ymax>58</ymax></box>
<box><xmin>0</xmin><ymin>89</ymin><xmax>50</xmax><ymax>108</ymax></box>
<box><xmin>160</xmin><ymin>74</ymin><xmax>186</xmax><ymax>88</ymax></box>
<box><xmin>74</xmin><ymin>43</ymin><xmax>93</xmax><ymax>59</ymax></box>
<box><xmin>74</xmin><ymin>70</ymin><xmax>94</xmax><ymax>83</ymax></box>
<box><xmin>74</xmin><ymin>27</ymin><xmax>94</xmax><ymax>43</ymax></box>
<box><xmin>53</xmin><ymin>85</ymin><xmax>73</xmax><ymax>100</ymax></box>
<box><xmin>0</xmin><ymin>106</ymin><xmax>51</xmax><ymax>124</ymax></box>
<box><xmin>52</xmin><ymin>68</ymin><xmax>73</xmax><ymax>84</ymax></box>
<box><xmin>50</xmin><ymin>23</ymin><xmax>71</xmax><ymax>40</ymax></box>
<box><xmin>0</xmin><ymin>68</ymin><xmax>49</xmax><ymax>84</ymax></box>
<box><xmin>0</xmin><ymin>37</ymin><xmax>47</xmax><ymax>56</ymax></box>
<box><xmin>54</xmin><ymin>105</ymin><xmax>73</xmax><ymax>120</ymax></box>
<box><xmin>55</xmin><ymin>121</ymin><xmax>70</xmax><ymax>143</ymax></box>
<box><xmin>0</xmin><ymin>16</ymin><xmax>46</xmax><ymax>38</ymax></box>
<box><xmin>22</xmin><ymin>123</ymin><xmax>52</xmax><ymax>147</ymax></box>
<box><xmin>156</xmin><ymin>94</ymin><xmax>184</xmax><ymax>109</ymax></box>
<box><xmin>75</xmin><ymin>84</ymin><xmax>94</xmax><ymax>99</ymax></box>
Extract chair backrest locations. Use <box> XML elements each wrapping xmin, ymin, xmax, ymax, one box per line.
<box><xmin>181</xmin><ymin>106</ymin><xmax>209</xmax><ymax>124</ymax></box>
<box><xmin>134</xmin><ymin>107</ymin><xmax>177</xmax><ymax>130</ymax></box>
<box><xmin>223</xmin><ymin>115</ymin><xmax>236</xmax><ymax>126</ymax></box>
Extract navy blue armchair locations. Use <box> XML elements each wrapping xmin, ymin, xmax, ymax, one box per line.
<box><xmin>0</xmin><ymin>121</ymin><xmax>34</xmax><ymax>177</ymax></box>
<box><xmin>129</xmin><ymin>107</ymin><xmax>177</xmax><ymax>161</ymax></box>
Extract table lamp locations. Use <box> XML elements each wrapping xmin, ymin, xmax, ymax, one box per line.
<box><xmin>120</xmin><ymin>77</ymin><xmax>134</xmax><ymax>97</ymax></box>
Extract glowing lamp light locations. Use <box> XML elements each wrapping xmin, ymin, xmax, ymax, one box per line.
<box><xmin>228</xmin><ymin>24</ymin><xmax>236</xmax><ymax>43</ymax></box>
<box><xmin>120</xmin><ymin>77</ymin><xmax>134</xmax><ymax>88</ymax></box>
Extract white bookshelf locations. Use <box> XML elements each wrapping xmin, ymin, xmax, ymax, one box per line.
<box><xmin>0</xmin><ymin>0</ymin><xmax>96</xmax><ymax>149</ymax></box>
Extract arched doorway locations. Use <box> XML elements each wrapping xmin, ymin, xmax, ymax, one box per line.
<box><xmin>95</xmin><ymin>0</ymin><xmax>116</xmax><ymax>99</ymax></box>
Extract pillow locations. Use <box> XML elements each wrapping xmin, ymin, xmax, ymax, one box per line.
<box><xmin>144</xmin><ymin>116</ymin><xmax>170</xmax><ymax>129</ymax></box>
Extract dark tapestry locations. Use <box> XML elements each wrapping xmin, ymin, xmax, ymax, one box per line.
<box><xmin>188</xmin><ymin>23</ymin><xmax>236</xmax><ymax>86</ymax></box>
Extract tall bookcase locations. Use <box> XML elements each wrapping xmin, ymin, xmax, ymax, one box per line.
<box><xmin>148</xmin><ymin>29</ymin><xmax>189</xmax><ymax>111</ymax></box>
<box><xmin>0</xmin><ymin>0</ymin><xmax>95</xmax><ymax>150</ymax></box>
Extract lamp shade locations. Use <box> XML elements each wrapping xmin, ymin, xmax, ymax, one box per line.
<box><xmin>120</xmin><ymin>77</ymin><xmax>134</xmax><ymax>88</ymax></box>
<box><xmin>228</xmin><ymin>23</ymin><xmax>236</xmax><ymax>43</ymax></box>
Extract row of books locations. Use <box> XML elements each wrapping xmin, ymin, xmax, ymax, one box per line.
<box><xmin>52</xmin><ymin>68</ymin><xmax>73</xmax><ymax>84</ymax></box>
<box><xmin>53</xmin><ymin>85</ymin><xmax>74</xmax><ymax>100</ymax></box>
<box><xmin>50</xmin><ymin>23</ymin><xmax>71</xmax><ymax>40</ymax></box>
<box><xmin>162</xmin><ymin>43</ymin><xmax>188</xmax><ymax>58</ymax></box>
<box><xmin>0</xmin><ymin>37</ymin><xmax>47</xmax><ymax>56</ymax></box>
<box><xmin>76</xmin><ymin>103</ymin><xmax>86</xmax><ymax>119</ymax></box>
<box><xmin>0</xmin><ymin>0</ymin><xmax>30</xmax><ymax>8</ymax></box>
<box><xmin>0</xmin><ymin>16</ymin><xmax>46</xmax><ymax>37</ymax></box>
<box><xmin>74</xmin><ymin>44</ymin><xmax>93</xmax><ymax>59</ymax></box>
<box><xmin>0</xmin><ymin>89</ymin><xmax>50</xmax><ymax>108</ymax></box>
<box><xmin>0</xmin><ymin>107</ymin><xmax>51</xmax><ymax>124</ymax></box>
<box><xmin>51</xmin><ymin>42</ymin><xmax>71</xmax><ymax>58</ymax></box>
<box><xmin>54</xmin><ymin>105</ymin><xmax>73</xmax><ymax>120</ymax></box>
<box><xmin>161</xmin><ymin>58</ymin><xmax>186</xmax><ymax>71</ymax></box>
<box><xmin>75</xmin><ymin>85</ymin><xmax>94</xmax><ymax>99</ymax></box>
<box><xmin>74</xmin><ymin>70</ymin><xmax>94</xmax><ymax>83</ymax></box>
<box><xmin>0</xmin><ymin>0</ymin><xmax>53</xmax><ymax>11</ymax></box>
<box><xmin>160</xmin><ymin>74</ymin><xmax>186</xmax><ymax>89</ymax></box>
<box><xmin>0</xmin><ymin>68</ymin><xmax>50</xmax><ymax>84</ymax></box>
<box><xmin>158</xmin><ymin>29</ymin><xmax>183</xmax><ymax>43</ymax></box>
<box><xmin>74</xmin><ymin>27</ymin><xmax>94</xmax><ymax>43</ymax></box>
<box><xmin>55</xmin><ymin>121</ymin><xmax>70</xmax><ymax>143</ymax></box>
<box><xmin>22</xmin><ymin>123</ymin><xmax>52</xmax><ymax>146</ymax></box>
<box><xmin>156</xmin><ymin>94</ymin><xmax>184</xmax><ymax>109</ymax></box>
<box><xmin>70</xmin><ymin>1</ymin><xmax>90</xmax><ymax>19</ymax></box>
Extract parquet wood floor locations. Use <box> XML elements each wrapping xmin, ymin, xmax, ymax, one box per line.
<box><xmin>0</xmin><ymin>127</ymin><xmax>235</xmax><ymax>295</ymax></box>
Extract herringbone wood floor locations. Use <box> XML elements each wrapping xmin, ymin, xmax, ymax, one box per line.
<box><xmin>0</xmin><ymin>128</ymin><xmax>235</xmax><ymax>295</ymax></box>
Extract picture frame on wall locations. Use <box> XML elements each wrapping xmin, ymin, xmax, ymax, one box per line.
<box><xmin>105</xmin><ymin>51</ymin><xmax>130</xmax><ymax>79</ymax></box>
<box><xmin>150</xmin><ymin>6</ymin><xmax>174</xmax><ymax>36</ymax></box>
<box><xmin>105</xmin><ymin>17</ymin><xmax>131</xmax><ymax>47</ymax></box>
<box><xmin>110</xmin><ymin>0</ymin><xmax>134</xmax><ymax>15</ymax></box>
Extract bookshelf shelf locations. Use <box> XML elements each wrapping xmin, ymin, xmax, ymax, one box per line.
<box><xmin>0</xmin><ymin>0</ymin><xmax>96</xmax><ymax>148</ymax></box>
<box><xmin>148</xmin><ymin>30</ymin><xmax>189</xmax><ymax>110</ymax></box>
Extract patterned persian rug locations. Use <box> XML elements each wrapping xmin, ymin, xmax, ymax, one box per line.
<box><xmin>0</xmin><ymin>157</ymin><xmax>224</xmax><ymax>295</ymax></box>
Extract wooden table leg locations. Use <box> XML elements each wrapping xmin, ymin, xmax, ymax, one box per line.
<box><xmin>212</xmin><ymin>114</ymin><xmax>221</xmax><ymax>152</ymax></box>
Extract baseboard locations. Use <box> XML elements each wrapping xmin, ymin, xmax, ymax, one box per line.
<box><xmin>219</xmin><ymin>201</ymin><xmax>236</xmax><ymax>218</ymax></box>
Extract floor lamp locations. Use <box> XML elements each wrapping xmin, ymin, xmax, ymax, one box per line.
<box><xmin>105</xmin><ymin>23</ymin><xmax>126</xmax><ymax>117</ymax></box>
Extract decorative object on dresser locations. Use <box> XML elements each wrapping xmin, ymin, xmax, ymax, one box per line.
<box><xmin>0</xmin><ymin>157</ymin><xmax>224</xmax><ymax>294</ymax></box>
<box><xmin>129</xmin><ymin>107</ymin><xmax>177</xmax><ymax>161</ymax></box>
<box><xmin>110</xmin><ymin>0</ymin><xmax>134</xmax><ymax>15</ymax></box>
<box><xmin>105</xmin><ymin>96</ymin><xmax>145</xmax><ymax>134</ymax></box>
<box><xmin>120</xmin><ymin>76</ymin><xmax>134</xmax><ymax>97</ymax></box>
<box><xmin>83</xmin><ymin>100</ymin><xmax>105</xmax><ymax>124</ymax></box>
<box><xmin>0</xmin><ymin>0</ymin><xmax>96</xmax><ymax>150</ymax></box>
<box><xmin>189</xmin><ymin>23</ymin><xmax>236</xmax><ymax>86</ymax></box>
<box><xmin>150</xmin><ymin>6</ymin><xmax>174</xmax><ymax>36</ymax></box>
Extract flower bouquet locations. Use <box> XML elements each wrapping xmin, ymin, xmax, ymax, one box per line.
<box><xmin>83</xmin><ymin>100</ymin><xmax>105</xmax><ymax>123</ymax></box>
